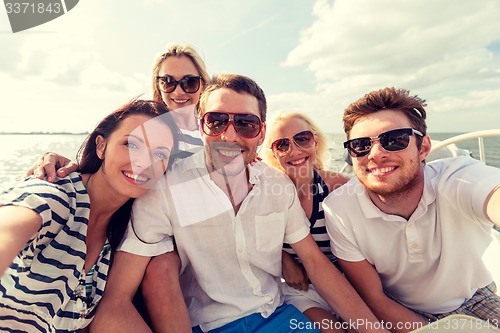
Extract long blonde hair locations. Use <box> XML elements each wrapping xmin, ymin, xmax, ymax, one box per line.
<box><xmin>261</xmin><ymin>111</ymin><xmax>329</xmax><ymax>171</ymax></box>
<box><xmin>152</xmin><ymin>43</ymin><xmax>210</xmax><ymax>104</ymax></box>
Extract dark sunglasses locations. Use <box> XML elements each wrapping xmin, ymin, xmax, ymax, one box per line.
<box><xmin>156</xmin><ymin>75</ymin><xmax>202</xmax><ymax>93</ymax></box>
<box><xmin>344</xmin><ymin>128</ymin><xmax>424</xmax><ymax>158</ymax></box>
<box><xmin>201</xmin><ymin>112</ymin><xmax>262</xmax><ymax>139</ymax></box>
<box><xmin>271</xmin><ymin>130</ymin><xmax>315</xmax><ymax>156</ymax></box>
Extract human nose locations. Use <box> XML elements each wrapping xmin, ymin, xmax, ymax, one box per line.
<box><xmin>367</xmin><ymin>138</ymin><xmax>386</xmax><ymax>158</ymax></box>
<box><xmin>288</xmin><ymin>139</ymin><xmax>301</xmax><ymax>155</ymax></box>
<box><xmin>220</xmin><ymin>120</ymin><xmax>239</xmax><ymax>142</ymax></box>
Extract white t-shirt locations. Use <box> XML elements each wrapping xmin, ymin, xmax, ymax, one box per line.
<box><xmin>324</xmin><ymin>156</ymin><xmax>499</xmax><ymax>313</ymax></box>
<box><xmin>118</xmin><ymin>150</ymin><xmax>310</xmax><ymax>331</ymax></box>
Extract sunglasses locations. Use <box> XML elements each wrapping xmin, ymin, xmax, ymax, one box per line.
<box><xmin>271</xmin><ymin>130</ymin><xmax>315</xmax><ymax>156</ymax></box>
<box><xmin>201</xmin><ymin>112</ymin><xmax>262</xmax><ymax>139</ymax></box>
<box><xmin>344</xmin><ymin>128</ymin><xmax>424</xmax><ymax>158</ymax></box>
<box><xmin>156</xmin><ymin>75</ymin><xmax>202</xmax><ymax>94</ymax></box>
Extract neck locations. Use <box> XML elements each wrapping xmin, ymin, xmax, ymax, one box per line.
<box><xmin>290</xmin><ymin>170</ymin><xmax>315</xmax><ymax>201</ymax></box>
<box><xmin>366</xmin><ymin>173</ymin><xmax>425</xmax><ymax>220</ymax></box>
<box><xmin>209</xmin><ymin>166</ymin><xmax>251</xmax><ymax>213</ymax></box>
<box><xmin>83</xmin><ymin>172</ymin><xmax>129</xmax><ymax>224</ymax></box>
<box><xmin>170</xmin><ymin>106</ymin><xmax>198</xmax><ymax>131</ymax></box>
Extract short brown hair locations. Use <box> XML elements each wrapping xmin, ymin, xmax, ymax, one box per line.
<box><xmin>197</xmin><ymin>74</ymin><xmax>267</xmax><ymax>122</ymax></box>
<box><xmin>343</xmin><ymin>87</ymin><xmax>427</xmax><ymax>142</ymax></box>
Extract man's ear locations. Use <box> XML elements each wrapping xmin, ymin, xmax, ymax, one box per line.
<box><xmin>419</xmin><ymin>135</ymin><xmax>432</xmax><ymax>161</ymax></box>
<box><xmin>258</xmin><ymin>122</ymin><xmax>266</xmax><ymax>146</ymax></box>
<box><xmin>95</xmin><ymin>135</ymin><xmax>106</xmax><ymax>159</ymax></box>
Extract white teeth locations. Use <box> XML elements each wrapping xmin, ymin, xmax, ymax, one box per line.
<box><xmin>370</xmin><ymin>167</ymin><xmax>395</xmax><ymax>174</ymax></box>
<box><xmin>289</xmin><ymin>158</ymin><xmax>306</xmax><ymax>165</ymax></box>
<box><xmin>219</xmin><ymin>149</ymin><xmax>241</xmax><ymax>157</ymax></box>
<box><xmin>124</xmin><ymin>172</ymin><xmax>149</xmax><ymax>182</ymax></box>
<box><xmin>173</xmin><ymin>99</ymin><xmax>189</xmax><ymax>103</ymax></box>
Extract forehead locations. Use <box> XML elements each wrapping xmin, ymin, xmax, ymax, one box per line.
<box><xmin>349</xmin><ymin>110</ymin><xmax>413</xmax><ymax>139</ymax></box>
<box><xmin>270</xmin><ymin>117</ymin><xmax>310</xmax><ymax>140</ymax></box>
<box><xmin>116</xmin><ymin>114</ymin><xmax>174</xmax><ymax>143</ymax></box>
<box><xmin>158</xmin><ymin>55</ymin><xmax>198</xmax><ymax>78</ymax></box>
<box><xmin>204</xmin><ymin>88</ymin><xmax>260</xmax><ymax>117</ymax></box>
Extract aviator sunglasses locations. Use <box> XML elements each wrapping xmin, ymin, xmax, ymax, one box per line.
<box><xmin>271</xmin><ymin>130</ymin><xmax>315</xmax><ymax>156</ymax></box>
<box><xmin>201</xmin><ymin>112</ymin><xmax>262</xmax><ymax>138</ymax></box>
<box><xmin>156</xmin><ymin>75</ymin><xmax>202</xmax><ymax>94</ymax></box>
<box><xmin>344</xmin><ymin>128</ymin><xmax>424</xmax><ymax>158</ymax></box>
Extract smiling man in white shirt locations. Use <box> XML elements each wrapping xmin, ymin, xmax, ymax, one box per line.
<box><xmin>91</xmin><ymin>74</ymin><xmax>389</xmax><ymax>333</ymax></box>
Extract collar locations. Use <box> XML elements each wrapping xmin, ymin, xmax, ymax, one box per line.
<box><xmin>179</xmin><ymin>150</ymin><xmax>263</xmax><ymax>185</ymax></box>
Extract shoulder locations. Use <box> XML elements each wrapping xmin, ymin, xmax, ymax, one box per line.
<box><xmin>1</xmin><ymin>172</ymin><xmax>85</xmax><ymax>222</ymax></box>
<box><xmin>316</xmin><ymin>169</ymin><xmax>350</xmax><ymax>192</ymax></box>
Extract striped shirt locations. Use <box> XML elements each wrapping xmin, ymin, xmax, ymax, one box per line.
<box><xmin>0</xmin><ymin>173</ymin><xmax>110</xmax><ymax>333</ymax></box>
<box><xmin>176</xmin><ymin>127</ymin><xmax>203</xmax><ymax>160</ymax></box>
<box><xmin>283</xmin><ymin>170</ymin><xmax>336</xmax><ymax>264</ymax></box>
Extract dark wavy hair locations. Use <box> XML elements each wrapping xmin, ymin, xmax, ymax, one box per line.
<box><xmin>76</xmin><ymin>98</ymin><xmax>181</xmax><ymax>256</ymax></box>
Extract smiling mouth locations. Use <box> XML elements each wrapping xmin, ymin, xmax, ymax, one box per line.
<box><xmin>368</xmin><ymin>166</ymin><xmax>396</xmax><ymax>175</ymax></box>
<box><xmin>288</xmin><ymin>157</ymin><xmax>307</xmax><ymax>166</ymax></box>
<box><xmin>218</xmin><ymin>149</ymin><xmax>242</xmax><ymax>158</ymax></box>
<box><xmin>123</xmin><ymin>171</ymin><xmax>150</xmax><ymax>183</ymax></box>
<box><xmin>172</xmin><ymin>98</ymin><xmax>189</xmax><ymax>104</ymax></box>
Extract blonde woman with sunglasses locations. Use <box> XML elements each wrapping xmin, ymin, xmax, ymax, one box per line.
<box><xmin>261</xmin><ymin>112</ymin><xmax>351</xmax><ymax>333</ymax></box>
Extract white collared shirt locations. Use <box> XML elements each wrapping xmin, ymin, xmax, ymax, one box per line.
<box><xmin>324</xmin><ymin>156</ymin><xmax>500</xmax><ymax>313</ymax></box>
<box><xmin>119</xmin><ymin>150</ymin><xmax>310</xmax><ymax>331</ymax></box>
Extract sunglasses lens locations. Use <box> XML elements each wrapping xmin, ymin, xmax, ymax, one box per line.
<box><xmin>293</xmin><ymin>131</ymin><xmax>314</xmax><ymax>148</ymax></box>
<box><xmin>380</xmin><ymin>129</ymin><xmax>411</xmax><ymax>151</ymax></box>
<box><xmin>272</xmin><ymin>138</ymin><xmax>291</xmax><ymax>155</ymax></box>
<box><xmin>233</xmin><ymin>114</ymin><xmax>261</xmax><ymax>138</ymax></box>
<box><xmin>346</xmin><ymin>138</ymin><xmax>372</xmax><ymax>157</ymax></box>
<box><xmin>203</xmin><ymin>112</ymin><xmax>229</xmax><ymax>136</ymax></box>
<box><xmin>158</xmin><ymin>77</ymin><xmax>176</xmax><ymax>93</ymax></box>
<box><xmin>180</xmin><ymin>76</ymin><xmax>201</xmax><ymax>93</ymax></box>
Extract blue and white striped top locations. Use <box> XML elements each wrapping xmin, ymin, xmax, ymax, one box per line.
<box><xmin>0</xmin><ymin>172</ymin><xmax>110</xmax><ymax>333</ymax></box>
<box><xmin>283</xmin><ymin>170</ymin><xmax>336</xmax><ymax>264</ymax></box>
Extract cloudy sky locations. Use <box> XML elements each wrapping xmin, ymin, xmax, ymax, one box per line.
<box><xmin>1</xmin><ymin>0</ymin><xmax>499</xmax><ymax>134</ymax></box>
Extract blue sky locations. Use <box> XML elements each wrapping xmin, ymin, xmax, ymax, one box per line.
<box><xmin>1</xmin><ymin>0</ymin><xmax>500</xmax><ymax>134</ymax></box>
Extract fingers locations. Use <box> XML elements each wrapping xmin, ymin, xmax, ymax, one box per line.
<box><xmin>20</xmin><ymin>152</ymin><xmax>77</xmax><ymax>183</ymax></box>
<box><xmin>55</xmin><ymin>161</ymin><xmax>79</xmax><ymax>178</ymax></box>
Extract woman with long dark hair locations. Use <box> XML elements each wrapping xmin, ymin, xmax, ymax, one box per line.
<box><xmin>0</xmin><ymin>99</ymin><xmax>180</xmax><ymax>332</ymax></box>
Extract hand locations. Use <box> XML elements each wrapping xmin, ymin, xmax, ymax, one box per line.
<box><xmin>21</xmin><ymin>152</ymin><xmax>78</xmax><ymax>182</ymax></box>
<box><xmin>282</xmin><ymin>251</ymin><xmax>309</xmax><ymax>291</ymax></box>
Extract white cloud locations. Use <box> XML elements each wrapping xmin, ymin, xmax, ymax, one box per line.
<box><xmin>279</xmin><ymin>0</ymin><xmax>500</xmax><ymax>132</ymax></box>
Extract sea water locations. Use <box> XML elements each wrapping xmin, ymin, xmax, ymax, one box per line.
<box><xmin>1</xmin><ymin>132</ymin><xmax>499</xmax><ymax>192</ymax></box>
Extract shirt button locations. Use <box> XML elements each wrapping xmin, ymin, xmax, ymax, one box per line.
<box><xmin>411</xmin><ymin>243</ymin><xmax>418</xmax><ymax>249</ymax></box>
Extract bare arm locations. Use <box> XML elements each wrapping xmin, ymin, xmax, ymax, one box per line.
<box><xmin>292</xmin><ymin>234</ymin><xmax>390</xmax><ymax>333</ymax></box>
<box><xmin>486</xmin><ymin>185</ymin><xmax>500</xmax><ymax>227</ymax></box>
<box><xmin>89</xmin><ymin>251</ymin><xmax>153</xmax><ymax>333</ymax></box>
<box><xmin>0</xmin><ymin>206</ymin><xmax>41</xmax><ymax>275</ymax></box>
<box><xmin>338</xmin><ymin>259</ymin><xmax>427</xmax><ymax>333</ymax></box>
<box><xmin>22</xmin><ymin>152</ymin><xmax>78</xmax><ymax>182</ymax></box>
<box><xmin>281</xmin><ymin>250</ymin><xmax>309</xmax><ymax>291</ymax></box>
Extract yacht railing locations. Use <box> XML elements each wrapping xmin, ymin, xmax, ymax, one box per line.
<box><xmin>430</xmin><ymin>129</ymin><xmax>500</xmax><ymax>165</ymax></box>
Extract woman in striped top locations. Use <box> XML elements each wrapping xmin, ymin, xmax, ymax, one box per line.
<box><xmin>0</xmin><ymin>99</ymin><xmax>180</xmax><ymax>333</ymax></box>
<box><xmin>261</xmin><ymin>111</ymin><xmax>351</xmax><ymax>333</ymax></box>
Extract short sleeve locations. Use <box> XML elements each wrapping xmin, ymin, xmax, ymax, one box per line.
<box><xmin>323</xmin><ymin>200</ymin><xmax>366</xmax><ymax>262</ymax></box>
<box><xmin>117</xmin><ymin>179</ymin><xmax>174</xmax><ymax>256</ymax></box>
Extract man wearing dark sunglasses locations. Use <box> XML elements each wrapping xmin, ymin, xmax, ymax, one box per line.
<box><xmin>95</xmin><ymin>74</ymin><xmax>389</xmax><ymax>333</ymax></box>
<box><xmin>324</xmin><ymin>87</ymin><xmax>500</xmax><ymax>332</ymax></box>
